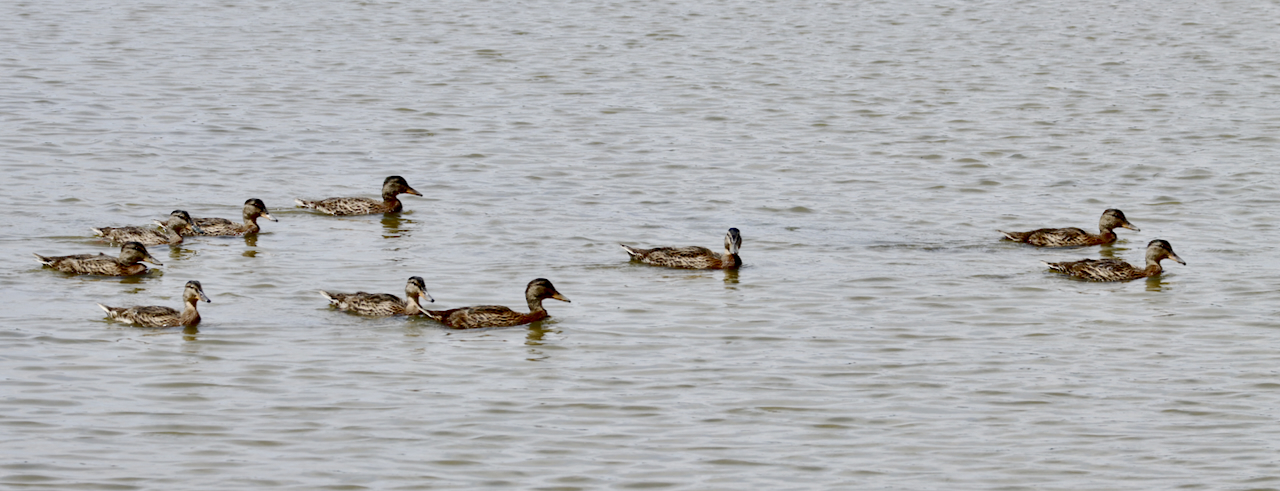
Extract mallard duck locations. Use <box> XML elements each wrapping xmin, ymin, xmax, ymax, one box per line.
<box><xmin>620</xmin><ymin>228</ymin><xmax>743</xmax><ymax>269</ymax></box>
<box><xmin>1044</xmin><ymin>239</ymin><xmax>1186</xmax><ymax>282</ymax></box>
<box><xmin>98</xmin><ymin>280</ymin><xmax>210</xmax><ymax>327</ymax></box>
<box><xmin>319</xmin><ymin>276</ymin><xmax>435</xmax><ymax>317</ymax></box>
<box><xmin>424</xmin><ymin>278</ymin><xmax>570</xmax><ymax>329</ymax></box>
<box><xmin>34</xmin><ymin>241</ymin><xmax>162</xmax><ymax>276</ymax></box>
<box><xmin>295</xmin><ymin>175</ymin><xmax>422</xmax><ymax>216</ymax></box>
<box><xmin>93</xmin><ymin>210</ymin><xmax>203</xmax><ymax>246</ymax></box>
<box><xmin>183</xmin><ymin>198</ymin><xmax>277</xmax><ymax>236</ymax></box>
<box><xmin>1001</xmin><ymin>209</ymin><xmax>1140</xmax><ymax>247</ymax></box>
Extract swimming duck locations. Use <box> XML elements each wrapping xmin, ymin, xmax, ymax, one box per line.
<box><xmin>1001</xmin><ymin>209</ymin><xmax>1139</xmax><ymax>247</ymax></box>
<box><xmin>295</xmin><ymin>175</ymin><xmax>423</xmax><ymax>216</ymax></box>
<box><xmin>620</xmin><ymin>228</ymin><xmax>743</xmax><ymax>269</ymax></box>
<box><xmin>183</xmin><ymin>198</ymin><xmax>278</xmax><ymax>236</ymax></box>
<box><xmin>424</xmin><ymin>278</ymin><xmax>570</xmax><ymax>329</ymax></box>
<box><xmin>319</xmin><ymin>276</ymin><xmax>435</xmax><ymax>317</ymax></box>
<box><xmin>98</xmin><ymin>280</ymin><xmax>210</xmax><ymax>327</ymax></box>
<box><xmin>1044</xmin><ymin>239</ymin><xmax>1186</xmax><ymax>282</ymax></box>
<box><xmin>33</xmin><ymin>241</ymin><xmax>162</xmax><ymax>276</ymax></box>
<box><xmin>93</xmin><ymin>210</ymin><xmax>203</xmax><ymax>246</ymax></box>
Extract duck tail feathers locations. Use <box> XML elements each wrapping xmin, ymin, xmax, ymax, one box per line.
<box><xmin>33</xmin><ymin>253</ymin><xmax>51</xmax><ymax>266</ymax></box>
<box><xmin>295</xmin><ymin>198</ymin><xmax>316</xmax><ymax>209</ymax></box>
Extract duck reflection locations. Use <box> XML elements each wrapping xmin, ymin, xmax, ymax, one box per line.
<box><xmin>118</xmin><ymin>274</ymin><xmax>147</xmax><ymax>285</ymax></box>
<box><xmin>243</xmin><ymin>234</ymin><xmax>258</xmax><ymax>248</ymax></box>
<box><xmin>182</xmin><ymin>325</ymin><xmax>200</xmax><ymax>342</ymax></box>
<box><xmin>381</xmin><ymin>214</ymin><xmax>414</xmax><ymax>237</ymax></box>
<box><xmin>723</xmin><ymin>268</ymin><xmax>739</xmax><ymax>285</ymax></box>
<box><xmin>167</xmin><ymin>245</ymin><xmax>197</xmax><ymax>261</ymax></box>
<box><xmin>1097</xmin><ymin>245</ymin><xmax>1120</xmax><ymax>259</ymax></box>
<box><xmin>1145</xmin><ymin>275</ymin><xmax>1168</xmax><ymax>292</ymax></box>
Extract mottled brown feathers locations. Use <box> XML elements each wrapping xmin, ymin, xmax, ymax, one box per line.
<box><xmin>1001</xmin><ymin>209</ymin><xmax>1139</xmax><ymax>247</ymax></box>
<box><xmin>424</xmin><ymin>278</ymin><xmax>570</xmax><ymax>329</ymax></box>
<box><xmin>1044</xmin><ymin>239</ymin><xmax>1186</xmax><ymax>282</ymax></box>
<box><xmin>296</xmin><ymin>176</ymin><xmax>422</xmax><ymax>216</ymax></box>
<box><xmin>320</xmin><ymin>276</ymin><xmax>434</xmax><ymax>317</ymax></box>
<box><xmin>94</xmin><ymin>210</ymin><xmax>202</xmax><ymax>246</ymax></box>
<box><xmin>186</xmin><ymin>198</ymin><xmax>277</xmax><ymax>236</ymax></box>
<box><xmin>98</xmin><ymin>280</ymin><xmax>210</xmax><ymax>327</ymax></box>
<box><xmin>34</xmin><ymin>241</ymin><xmax>162</xmax><ymax>276</ymax></box>
<box><xmin>620</xmin><ymin>228</ymin><xmax>743</xmax><ymax>269</ymax></box>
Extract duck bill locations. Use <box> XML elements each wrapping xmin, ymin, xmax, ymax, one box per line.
<box><xmin>405</xmin><ymin>187</ymin><xmax>423</xmax><ymax>197</ymax></box>
<box><xmin>143</xmin><ymin>255</ymin><xmax>164</xmax><ymax>266</ymax></box>
<box><xmin>198</xmin><ymin>291</ymin><xmax>212</xmax><ymax>303</ymax></box>
<box><xmin>1169</xmin><ymin>253</ymin><xmax>1186</xmax><ymax>265</ymax></box>
<box><xmin>1121</xmin><ymin>222</ymin><xmax>1141</xmax><ymax>232</ymax></box>
<box><xmin>260</xmin><ymin>212</ymin><xmax>278</xmax><ymax>222</ymax></box>
<box><xmin>420</xmin><ymin>292</ymin><xmax>435</xmax><ymax>304</ymax></box>
<box><xmin>189</xmin><ymin>223</ymin><xmax>204</xmax><ymax>234</ymax></box>
<box><xmin>551</xmin><ymin>293</ymin><xmax>571</xmax><ymax>303</ymax></box>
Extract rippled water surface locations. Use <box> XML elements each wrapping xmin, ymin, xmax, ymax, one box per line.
<box><xmin>4</xmin><ymin>0</ymin><xmax>1280</xmax><ymax>489</ymax></box>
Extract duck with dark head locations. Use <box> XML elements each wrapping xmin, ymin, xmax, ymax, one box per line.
<box><xmin>295</xmin><ymin>176</ymin><xmax>422</xmax><ymax>216</ymax></box>
<box><xmin>620</xmin><ymin>228</ymin><xmax>743</xmax><ymax>269</ymax></box>
<box><xmin>319</xmin><ymin>276</ymin><xmax>435</xmax><ymax>317</ymax></box>
<box><xmin>1001</xmin><ymin>209</ymin><xmax>1139</xmax><ymax>247</ymax></box>
<box><xmin>1044</xmin><ymin>239</ymin><xmax>1186</xmax><ymax>282</ymax></box>
<box><xmin>185</xmin><ymin>198</ymin><xmax>278</xmax><ymax>236</ymax></box>
<box><xmin>34</xmin><ymin>241</ymin><xmax>162</xmax><ymax>276</ymax></box>
<box><xmin>93</xmin><ymin>210</ymin><xmax>203</xmax><ymax>246</ymax></box>
<box><xmin>98</xmin><ymin>280</ymin><xmax>211</xmax><ymax>327</ymax></box>
<box><xmin>425</xmin><ymin>278</ymin><xmax>570</xmax><ymax>329</ymax></box>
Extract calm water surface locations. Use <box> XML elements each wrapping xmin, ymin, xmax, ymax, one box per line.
<box><xmin>3</xmin><ymin>0</ymin><xmax>1280</xmax><ymax>489</ymax></box>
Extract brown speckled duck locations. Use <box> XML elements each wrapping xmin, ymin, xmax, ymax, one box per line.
<box><xmin>183</xmin><ymin>198</ymin><xmax>277</xmax><ymax>236</ymax></box>
<box><xmin>1044</xmin><ymin>239</ymin><xmax>1186</xmax><ymax>282</ymax></box>
<box><xmin>295</xmin><ymin>175</ymin><xmax>422</xmax><ymax>216</ymax></box>
<box><xmin>620</xmin><ymin>228</ymin><xmax>743</xmax><ymax>269</ymax></box>
<box><xmin>93</xmin><ymin>210</ymin><xmax>203</xmax><ymax>246</ymax></box>
<box><xmin>424</xmin><ymin>278</ymin><xmax>570</xmax><ymax>329</ymax></box>
<box><xmin>98</xmin><ymin>280</ymin><xmax>210</xmax><ymax>327</ymax></box>
<box><xmin>319</xmin><ymin>276</ymin><xmax>435</xmax><ymax>317</ymax></box>
<box><xmin>1001</xmin><ymin>209</ymin><xmax>1139</xmax><ymax>247</ymax></box>
<box><xmin>34</xmin><ymin>241</ymin><xmax>162</xmax><ymax>276</ymax></box>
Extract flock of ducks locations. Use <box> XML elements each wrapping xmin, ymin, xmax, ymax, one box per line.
<box><xmin>1000</xmin><ymin>208</ymin><xmax>1186</xmax><ymax>282</ymax></box>
<box><xmin>32</xmin><ymin>177</ymin><xmax>1183</xmax><ymax>329</ymax></box>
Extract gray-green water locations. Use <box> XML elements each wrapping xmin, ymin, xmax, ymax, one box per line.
<box><xmin>4</xmin><ymin>0</ymin><xmax>1280</xmax><ymax>489</ymax></box>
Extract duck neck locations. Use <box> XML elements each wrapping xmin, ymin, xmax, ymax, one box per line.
<box><xmin>382</xmin><ymin>195</ymin><xmax>403</xmax><ymax>212</ymax></box>
<box><xmin>722</xmin><ymin>247</ymin><xmax>742</xmax><ymax>269</ymax></box>
<box><xmin>242</xmin><ymin>214</ymin><xmax>261</xmax><ymax>233</ymax></box>
<box><xmin>1143</xmin><ymin>257</ymin><xmax>1164</xmax><ymax>276</ymax></box>
<box><xmin>403</xmin><ymin>295</ymin><xmax>423</xmax><ymax>315</ymax></box>
<box><xmin>180</xmin><ymin>299</ymin><xmax>201</xmax><ymax>326</ymax></box>
<box><xmin>526</xmin><ymin>296</ymin><xmax>547</xmax><ymax>315</ymax></box>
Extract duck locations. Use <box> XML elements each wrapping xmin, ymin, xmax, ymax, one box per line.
<box><xmin>34</xmin><ymin>241</ymin><xmax>162</xmax><ymax>276</ymax></box>
<box><xmin>98</xmin><ymin>280</ymin><xmax>211</xmax><ymax>327</ymax></box>
<box><xmin>1000</xmin><ymin>209</ymin><xmax>1140</xmax><ymax>247</ymax></box>
<box><xmin>93</xmin><ymin>210</ymin><xmax>203</xmax><ymax>246</ymax></box>
<box><xmin>295</xmin><ymin>175</ymin><xmax>423</xmax><ymax>216</ymax></box>
<box><xmin>424</xmin><ymin>278</ymin><xmax>570</xmax><ymax>329</ymax></box>
<box><xmin>1044</xmin><ymin>239</ymin><xmax>1186</xmax><ymax>282</ymax></box>
<box><xmin>620</xmin><ymin>228</ymin><xmax>743</xmax><ymax>269</ymax></box>
<box><xmin>183</xmin><ymin>198</ymin><xmax>278</xmax><ymax>236</ymax></box>
<box><xmin>319</xmin><ymin>276</ymin><xmax>435</xmax><ymax>317</ymax></box>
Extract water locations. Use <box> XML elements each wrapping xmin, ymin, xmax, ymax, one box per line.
<box><xmin>3</xmin><ymin>0</ymin><xmax>1280</xmax><ymax>488</ymax></box>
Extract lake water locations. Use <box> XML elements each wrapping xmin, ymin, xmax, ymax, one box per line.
<box><xmin>4</xmin><ymin>0</ymin><xmax>1280</xmax><ymax>489</ymax></box>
